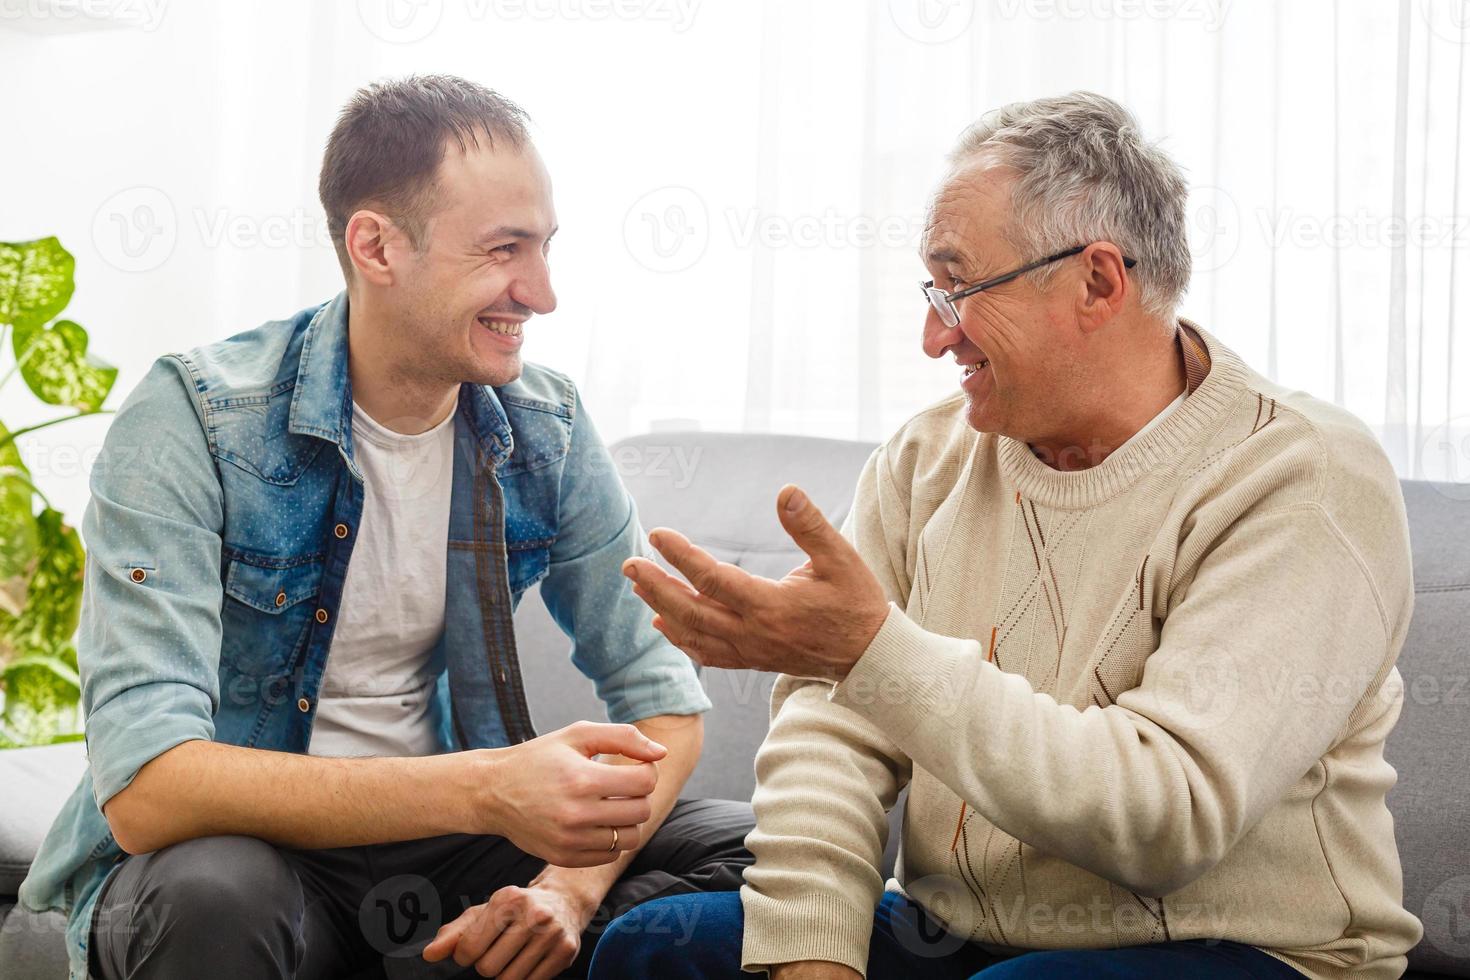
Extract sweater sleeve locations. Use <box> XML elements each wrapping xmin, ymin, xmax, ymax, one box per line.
<box><xmin>739</xmin><ymin>446</ymin><xmax>914</xmax><ymax>976</ymax></box>
<box><xmin>829</xmin><ymin>500</ymin><xmax>1401</xmax><ymax>898</ymax></box>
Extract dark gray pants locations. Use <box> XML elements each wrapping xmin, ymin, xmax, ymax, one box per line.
<box><xmin>88</xmin><ymin>798</ymin><xmax>754</xmax><ymax>980</ymax></box>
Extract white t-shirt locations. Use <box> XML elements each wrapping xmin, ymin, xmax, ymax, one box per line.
<box><xmin>306</xmin><ymin>402</ymin><xmax>456</xmax><ymax>759</ymax></box>
<box><xmin>1117</xmin><ymin>387</ymin><xmax>1187</xmax><ymax>453</ymax></box>
<box><xmin>1028</xmin><ymin>389</ymin><xmax>1187</xmax><ymax>465</ymax></box>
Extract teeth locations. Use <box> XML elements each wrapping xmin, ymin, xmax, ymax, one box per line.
<box><xmin>479</xmin><ymin>318</ymin><xmax>523</xmax><ymax>336</ymax></box>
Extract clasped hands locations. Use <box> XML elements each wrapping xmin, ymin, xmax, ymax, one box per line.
<box><xmin>623</xmin><ymin>485</ymin><xmax>890</xmax><ymax>683</ymax></box>
<box><xmin>418</xmin><ymin>486</ymin><xmax>886</xmax><ymax>978</ymax></box>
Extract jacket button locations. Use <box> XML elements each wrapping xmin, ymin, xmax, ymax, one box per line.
<box><xmin>275</xmin><ymin>591</ymin><xmax>287</xmax><ymax>607</ymax></box>
<box><xmin>130</xmin><ymin>568</ymin><xmax>147</xmax><ymax>583</ymax></box>
<box><xmin>315</xmin><ymin>608</ymin><xmax>329</xmax><ymax>624</ymax></box>
<box><xmin>297</xmin><ymin>697</ymin><xmax>310</xmax><ymax>712</ymax></box>
<box><xmin>334</xmin><ymin>523</ymin><xmax>350</xmax><ymax>539</ymax></box>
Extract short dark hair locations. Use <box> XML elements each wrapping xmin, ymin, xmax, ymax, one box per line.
<box><xmin>319</xmin><ymin>74</ymin><xmax>531</xmax><ymax>277</ymax></box>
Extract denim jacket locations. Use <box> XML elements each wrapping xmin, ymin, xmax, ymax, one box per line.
<box><xmin>17</xmin><ymin>292</ymin><xmax>710</xmax><ymax>979</ymax></box>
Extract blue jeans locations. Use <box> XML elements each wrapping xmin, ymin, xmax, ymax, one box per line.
<box><xmin>589</xmin><ymin>891</ymin><xmax>1306</xmax><ymax>979</ymax></box>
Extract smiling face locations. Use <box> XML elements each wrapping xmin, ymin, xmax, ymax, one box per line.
<box><xmin>375</xmin><ymin>139</ymin><xmax>558</xmax><ymax>390</ymax></box>
<box><xmin>920</xmin><ymin>161</ymin><xmax>1093</xmax><ymax>442</ymax></box>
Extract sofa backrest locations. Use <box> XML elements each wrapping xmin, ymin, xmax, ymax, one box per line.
<box><xmin>513</xmin><ymin>432</ymin><xmax>1470</xmax><ymax>977</ymax></box>
<box><xmin>513</xmin><ymin>432</ymin><xmax>876</xmax><ymax>802</ymax></box>
<box><xmin>1385</xmin><ymin>481</ymin><xmax>1470</xmax><ymax>977</ymax></box>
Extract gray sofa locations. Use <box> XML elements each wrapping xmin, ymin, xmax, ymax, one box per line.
<box><xmin>1</xmin><ymin>432</ymin><xmax>1466</xmax><ymax>978</ymax></box>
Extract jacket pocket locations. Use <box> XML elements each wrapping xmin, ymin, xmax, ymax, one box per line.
<box><xmin>219</xmin><ymin>555</ymin><xmax>321</xmax><ymax>676</ymax></box>
<box><xmin>506</xmin><ymin>537</ymin><xmax>551</xmax><ymax>596</ymax></box>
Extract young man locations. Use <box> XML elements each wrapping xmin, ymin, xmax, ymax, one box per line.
<box><xmin>19</xmin><ymin>75</ymin><xmax>752</xmax><ymax>980</ymax></box>
<box><xmin>599</xmin><ymin>93</ymin><xmax>1421</xmax><ymax>979</ymax></box>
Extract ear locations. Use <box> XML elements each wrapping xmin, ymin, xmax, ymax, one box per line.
<box><xmin>1075</xmin><ymin>242</ymin><xmax>1131</xmax><ymax>335</ymax></box>
<box><xmin>343</xmin><ymin>209</ymin><xmax>400</xmax><ymax>287</ymax></box>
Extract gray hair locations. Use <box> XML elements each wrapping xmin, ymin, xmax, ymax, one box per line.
<box><xmin>949</xmin><ymin>91</ymin><xmax>1190</xmax><ymax>323</ymax></box>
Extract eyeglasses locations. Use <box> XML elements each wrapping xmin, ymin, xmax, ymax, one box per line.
<box><xmin>920</xmin><ymin>244</ymin><xmax>1138</xmax><ymax>328</ymax></box>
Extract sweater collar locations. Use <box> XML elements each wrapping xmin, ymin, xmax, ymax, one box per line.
<box><xmin>996</xmin><ymin>319</ymin><xmax>1247</xmax><ymax>509</ymax></box>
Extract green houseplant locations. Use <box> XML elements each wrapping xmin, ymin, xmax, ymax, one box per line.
<box><xmin>0</xmin><ymin>237</ymin><xmax>118</xmax><ymax>747</ymax></box>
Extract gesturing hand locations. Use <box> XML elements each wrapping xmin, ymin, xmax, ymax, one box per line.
<box><xmin>622</xmin><ymin>485</ymin><xmax>889</xmax><ymax>682</ymax></box>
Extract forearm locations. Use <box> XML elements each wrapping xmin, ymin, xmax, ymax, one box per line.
<box><xmin>741</xmin><ymin>677</ymin><xmax>908</xmax><ymax>976</ymax></box>
<box><xmin>772</xmin><ymin>964</ymin><xmax>862</xmax><ymax>980</ymax></box>
<box><xmin>833</xmin><ymin>575</ymin><xmax>1387</xmax><ymax>896</ymax></box>
<box><xmin>104</xmin><ymin>737</ymin><xmax>492</xmax><ymax>854</ymax></box>
<box><xmin>532</xmin><ymin>713</ymin><xmax>703</xmax><ymax>909</ymax></box>
<box><xmin>834</xmin><ymin>606</ymin><xmax>1221</xmax><ymax>894</ymax></box>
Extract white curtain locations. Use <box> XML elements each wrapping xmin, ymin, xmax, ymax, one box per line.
<box><xmin>1</xmin><ymin>0</ymin><xmax>1466</xmax><ymax>525</ymax></box>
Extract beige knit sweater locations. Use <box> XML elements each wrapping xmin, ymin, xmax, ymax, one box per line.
<box><xmin>740</xmin><ymin>322</ymin><xmax>1422</xmax><ymax>980</ymax></box>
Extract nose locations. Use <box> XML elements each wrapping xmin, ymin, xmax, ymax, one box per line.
<box><xmin>511</xmin><ymin>252</ymin><xmax>557</xmax><ymax>316</ymax></box>
<box><xmin>921</xmin><ymin>304</ymin><xmax>964</xmax><ymax>359</ymax></box>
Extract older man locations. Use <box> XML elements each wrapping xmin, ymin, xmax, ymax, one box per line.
<box><xmin>591</xmin><ymin>92</ymin><xmax>1422</xmax><ymax>979</ymax></box>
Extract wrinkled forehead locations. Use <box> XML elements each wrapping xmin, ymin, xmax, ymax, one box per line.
<box><xmin>921</xmin><ymin>157</ymin><xmax>1018</xmax><ymax>270</ymax></box>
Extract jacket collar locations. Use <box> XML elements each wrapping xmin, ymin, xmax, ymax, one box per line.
<box><xmin>288</xmin><ymin>291</ymin><xmax>514</xmax><ymax>470</ymax></box>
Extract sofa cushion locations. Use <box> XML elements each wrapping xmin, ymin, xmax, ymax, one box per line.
<box><xmin>0</xmin><ymin>903</ymin><xmax>70</xmax><ymax>979</ymax></box>
<box><xmin>0</xmin><ymin>741</ymin><xmax>89</xmax><ymax>896</ymax></box>
<box><xmin>2</xmin><ymin>434</ymin><xmax>1464</xmax><ymax>979</ymax></box>
<box><xmin>1388</xmin><ymin>481</ymin><xmax>1470</xmax><ymax>978</ymax></box>
<box><xmin>610</xmin><ymin>431</ymin><xmax>876</xmax><ymax>580</ymax></box>
<box><xmin>517</xmin><ymin>431</ymin><xmax>877</xmax><ymax>805</ymax></box>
